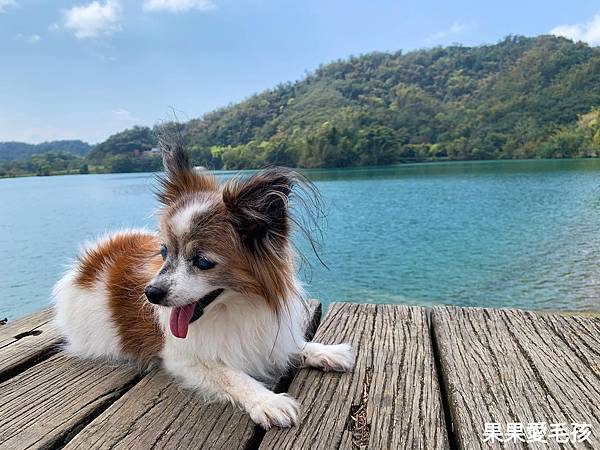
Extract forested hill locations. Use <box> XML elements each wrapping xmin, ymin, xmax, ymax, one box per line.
<box><xmin>3</xmin><ymin>35</ymin><xmax>600</xmax><ymax>177</ymax></box>
<box><xmin>179</xmin><ymin>35</ymin><xmax>600</xmax><ymax>169</ymax></box>
<box><xmin>0</xmin><ymin>140</ymin><xmax>91</xmax><ymax>161</ymax></box>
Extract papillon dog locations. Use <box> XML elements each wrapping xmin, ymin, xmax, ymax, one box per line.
<box><xmin>52</xmin><ymin>134</ymin><xmax>353</xmax><ymax>429</ymax></box>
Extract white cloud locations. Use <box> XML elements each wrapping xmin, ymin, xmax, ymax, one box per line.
<box><xmin>143</xmin><ymin>0</ymin><xmax>215</xmax><ymax>13</ymax></box>
<box><xmin>27</xmin><ymin>34</ymin><xmax>41</xmax><ymax>44</ymax></box>
<box><xmin>551</xmin><ymin>14</ymin><xmax>600</xmax><ymax>46</ymax></box>
<box><xmin>112</xmin><ymin>108</ymin><xmax>139</xmax><ymax>122</ymax></box>
<box><xmin>63</xmin><ymin>0</ymin><xmax>122</xmax><ymax>39</ymax></box>
<box><xmin>48</xmin><ymin>23</ymin><xmax>60</xmax><ymax>32</ymax></box>
<box><xmin>14</xmin><ymin>33</ymin><xmax>41</xmax><ymax>44</ymax></box>
<box><xmin>426</xmin><ymin>21</ymin><xmax>468</xmax><ymax>43</ymax></box>
<box><xmin>0</xmin><ymin>0</ymin><xmax>16</xmax><ymax>13</ymax></box>
<box><xmin>100</xmin><ymin>54</ymin><xmax>117</xmax><ymax>62</ymax></box>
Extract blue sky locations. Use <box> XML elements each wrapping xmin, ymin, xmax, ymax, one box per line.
<box><xmin>1</xmin><ymin>0</ymin><xmax>599</xmax><ymax>144</ymax></box>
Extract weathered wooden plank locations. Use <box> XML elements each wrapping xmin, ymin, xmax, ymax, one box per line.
<box><xmin>260</xmin><ymin>303</ymin><xmax>449</xmax><ymax>450</ymax></box>
<box><xmin>432</xmin><ymin>306</ymin><xmax>600</xmax><ymax>450</ymax></box>
<box><xmin>64</xmin><ymin>301</ymin><xmax>322</xmax><ymax>450</ymax></box>
<box><xmin>540</xmin><ymin>313</ymin><xmax>600</xmax><ymax>375</ymax></box>
<box><xmin>0</xmin><ymin>308</ymin><xmax>53</xmax><ymax>338</ymax></box>
<box><xmin>0</xmin><ymin>307</ymin><xmax>62</xmax><ymax>381</ymax></box>
<box><xmin>0</xmin><ymin>353</ymin><xmax>141</xmax><ymax>449</ymax></box>
<box><xmin>63</xmin><ymin>369</ymin><xmax>256</xmax><ymax>450</ymax></box>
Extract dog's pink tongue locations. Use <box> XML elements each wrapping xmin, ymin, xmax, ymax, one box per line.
<box><xmin>169</xmin><ymin>304</ymin><xmax>196</xmax><ymax>339</ymax></box>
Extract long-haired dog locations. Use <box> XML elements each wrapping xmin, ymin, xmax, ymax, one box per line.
<box><xmin>52</xmin><ymin>135</ymin><xmax>353</xmax><ymax>429</ymax></box>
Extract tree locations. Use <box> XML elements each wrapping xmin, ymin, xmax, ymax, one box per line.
<box><xmin>355</xmin><ymin>125</ymin><xmax>400</xmax><ymax>165</ymax></box>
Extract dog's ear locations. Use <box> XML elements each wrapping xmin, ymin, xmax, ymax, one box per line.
<box><xmin>156</xmin><ymin>127</ymin><xmax>217</xmax><ymax>205</ymax></box>
<box><xmin>223</xmin><ymin>168</ymin><xmax>295</xmax><ymax>249</ymax></box>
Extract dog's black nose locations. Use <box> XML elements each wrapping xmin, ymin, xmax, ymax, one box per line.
<box><xmin>144</xmin><ymin>285</ymin><xmax>168</xmax><ymax>304</ymax></box>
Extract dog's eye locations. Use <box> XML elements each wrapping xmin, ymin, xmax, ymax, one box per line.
<box><xmin>192</xmin><ymin>256</ymin><xmax>216</xmax><ymax>270</ymax></box>
<box><xmin>160</xmin><ymin>244</ymin><xmax>168</xmax><ymax>260</ymax></box>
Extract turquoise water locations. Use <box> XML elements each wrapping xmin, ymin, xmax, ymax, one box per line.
<box><xmin>1</xmin><ymin>159</ymin><xmax>600</xmax><ymax>320</ymax></box>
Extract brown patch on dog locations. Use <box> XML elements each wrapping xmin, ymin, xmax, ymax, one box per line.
<box><xmin>222</xmin><ymin>169</ymin><xmax>292</xmax><ymax>247</ymax></box>
<box><xmin>222</xmin><ymin>169</ymin><xmax>299</xmax><ymax>314</ymax></box>
<box><xmin>75</xmin><ymin>231</ymin><xmax>164</xmax><ymax>366</ymax></box>
<box><xmin>158</xmin><ymin>170</ymin><xmax>218</xmax><ymax>207</ymax></box>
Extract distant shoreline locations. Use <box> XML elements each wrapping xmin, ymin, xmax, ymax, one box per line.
<box><xmin>2</xmin><ymin>156</ymin><xmax>600</xmax><ymax>180</ymax></box>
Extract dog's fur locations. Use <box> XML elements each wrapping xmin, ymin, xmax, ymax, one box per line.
<box><xmin>52</xmin><ymin>135</ymin><xmax>353</xmax><ymax>429</ymax></box>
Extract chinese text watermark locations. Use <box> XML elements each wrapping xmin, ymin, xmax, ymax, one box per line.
<box><xmin>482</xmin><ymin>422</ymin><xmax>592</xmax><ymax>444</ymax></box>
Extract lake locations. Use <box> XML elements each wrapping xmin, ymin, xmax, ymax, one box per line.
<box><xmin>1</xmin><ymin>159</ymin><xmax>600</xmax><ymax>320</ymax></box>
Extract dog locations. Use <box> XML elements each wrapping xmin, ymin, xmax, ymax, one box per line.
<box><xmin>52</xmin><ymin>134</ymin><xmax>353</xmax><ymax>429</ymax></box>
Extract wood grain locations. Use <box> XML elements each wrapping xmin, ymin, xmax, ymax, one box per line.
<box><xmin>63</xmin><ymin>369</ymin><xmax>257</xmax><ymax>450</ymax></box>
<box><xmin>260</xmin><ymin>303</ymin><xmax>449</xmax><ymax>450</ymax></box>
<box><xmin>0</xmin><ymin>353</ymin><xmax>140</xmax><ymax>449</ymax></box>
<box><xmin>0</xmin><ymin>307</ymin><xmax>62</xmax><ymax>381</ymax></box>
<box><xmin>432</xmin><ymin>306</ymin><xmax>600</xmax><ymax>450</ymax></box>
<box><xmin>64</xmin><ymin>301</ymin><xmax>322</xmax><ymax>450</ymax></box>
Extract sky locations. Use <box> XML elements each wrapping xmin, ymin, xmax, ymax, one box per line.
<box><xmin>1</xmin><ymin>0</ymin><xmax>600</xmax><ymax>144</ymax></box>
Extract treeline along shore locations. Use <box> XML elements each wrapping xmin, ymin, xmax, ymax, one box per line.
<box><xmin>3</xmin><ymin>35</ymin><xmax>600</xmax><ymax>178</ymax></box>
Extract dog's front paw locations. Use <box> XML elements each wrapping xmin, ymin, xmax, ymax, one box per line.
<box><xmin>249</xmin><ymin>393</ymin><xmax>300</xmax><ymax>429</ymax></box>
<box><xmin>303</xmin><ymin>342</ymin><xmax>354</xmax><ymax>372</ymax></box>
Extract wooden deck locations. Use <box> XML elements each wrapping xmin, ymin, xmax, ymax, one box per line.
<box><xmin>0</xmin><ymin>302</ymin><xmax>598</xmax><ymax>449</ymax></box>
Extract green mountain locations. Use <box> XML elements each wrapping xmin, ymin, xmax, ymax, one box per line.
<box><xmin>177</xmin><ymin>35</ymin><xmax>600</xmax><ymax>169</ymax></box>
<box><xmin>3</xmin><ymin>35</ymin><xmax>600</xmax><ymax>177</ymax></box>
<box><xmin>0</xmin><ymin>140</ymin><xmax>91</xmax><ymax>161</ymax></box>
<box><xmin>87</xmin><ymin>126</ymin><xmax>157</xmax><ymax>161</ymax></box>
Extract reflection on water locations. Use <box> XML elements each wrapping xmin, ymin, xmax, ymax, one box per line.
<box><xmin>1</xmin><ymin>159</ymin><xmax>600</xmax><ymax>319</ymax></box>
